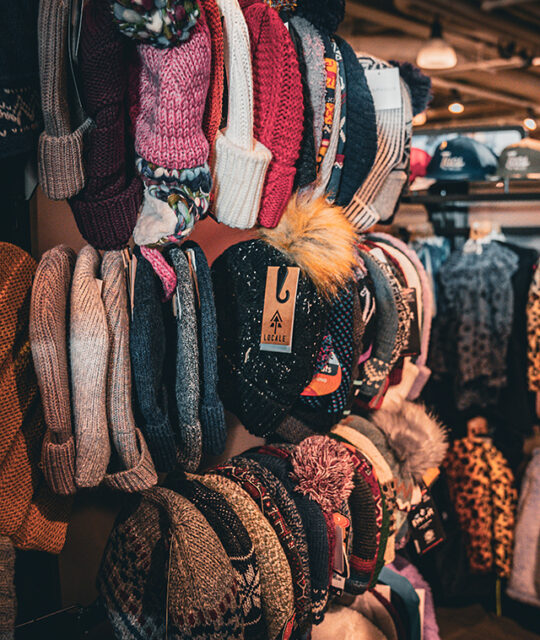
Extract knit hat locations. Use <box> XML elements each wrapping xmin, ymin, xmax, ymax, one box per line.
<box><xmin>112</xmin><ymin>0</ymin><xmax>201</xmax><ymax>46</ymax></box>
<box><xmin>200</xmin><ymin>0</ymin><xmax>223</xmax><ymax>150</ymax></box>
<box><xmin>131</xmin><ymin>17</ymin><xmax>212</xmax><ymax>245</ymax></box>
<box><xmin>344</xmin><ymin>54</ymin><xmax>410</xmax><ymax>231</ymax></box>
<box><xmin>70</xmin><ymin>246</ymin><xmax>111</xmax><ymax>488</ymax></box>
<box><xmin>166</xmin><ymin>472</ymin><xmax>266</xmax><ymax>638</ymax></box>
<box><xmin>289</xmin><ymin>21</ymin><xmax>317</xmax><ymax>190</ymax></box>
<box><xmin>31</xmin><ymin>246</ymin><xmax>77</xmax><ymax>496</ymax></box>
<box><xmin>130</xmin><ymin>249</ymin><xmax>179</xmax><ymax>471</ymax></box>
<box><xmin>100</xmin><ymin>251</ymin><xmax>158</xmax><ymax>492</ymax></box>
<box><xmin>98</xmin><ymin>487</ymin><xmax>244</xmax><ymax>639</ymax></box>
<box><xmin>199</xmin><ymin>473</ymin><xmax>295</xmax><ymax>640</ymax></box>
<box><xmin>353</xmin><ymin>249</ymin><xmax>399</xmax><ymax>400</ymax></box>
<box><xmin>183</xmin><ymin>242</ymin><xmax>227</xmax><ymax>456</ymax></box>
<box><xmin>295</xmin><ymin>0</ymin><xmax>345</xmax><ymax>35</ymax></box>
<box><xmin>211</xmin><ymin>0</ymin><xmax>271</xmax><ymax>229</ymax></box>
<box><xmin>0</xmin><ymin>537</ymin><xmax>15</xmax><ymax>640</ymax></box>
<box><xmin>0</xmin><ymin>243</ymin><xmax>70</xmax><ymax>554</ymax></box>
<box><xmin>289</xmin><ymin>17</ymin><xmax>326</xmax><ymax>156</ymax></box>
<box><xmin>68</xmin><ymin>0</ymin><xmax>142</xmax><ymax>250</ymax></box>
<box><xmin>245</xmin><ymin>446</ymin><xmax>331</xmax><ymax>622</ymax></box>
<box><xmin>244</xmin><ymin>1</ymin><xmax>304</xmax><ymax>228</ymax></box>
<box><xmin>333</xmin><ymin>37</ymin><xmax>377</xmax><ymax>208</ymax></box>
<box><xmin>37</xmin><ymin>0</ymin><xmax>94</xmax><ymax>200</ymax></box>
<box><xmin>210</xmin><ymin>461</ymin><xmax>311</xmax><ymax>631</ymax></box>
<box><xmin>212</xmin><ymin>239</ymin><xmax>329</xmax><ymax>437</ymax></box>
<box><xmin>165</xmin><ymin>245</ymin><xmax>202</xmax><ymax>472</ymax></box>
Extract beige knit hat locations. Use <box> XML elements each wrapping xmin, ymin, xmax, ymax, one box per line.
<box><xmin>211</xmin><ymin>0</ymin><xmax>271</xmax><ymax>229</ymax></box>
<box><xmin>38</xmin><ymin>0</ymin><xmax>94</xmax><ymax>200</ymax></box>
<box><xmin>31</xmin><ymin>245</ymin><xmax>77</xmax><ymax>496</ymax></box>
<box><xmin>70</xmin><ymin>245</ymin><xmax>111</xmax><ymax>487</ymax></box>
<box><xmin>200</xmin><ymin>473</ymin><xmax>295</xmax><ymax>640</ymax></box>
<box><xmin>100</xmin><ymin>251</ymin><xmax>158</xmax><ymax>492</ymax></box>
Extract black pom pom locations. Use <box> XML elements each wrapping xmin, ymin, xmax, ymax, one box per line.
<box><xmin>296</xmin><ymin>0</ymin><xmax>345</xmax><ymax>35</ymax></box>
<box><xmin>390</xmin><ymin>60</ymin><xmax>433</xmax><ymax>116</ymax></box>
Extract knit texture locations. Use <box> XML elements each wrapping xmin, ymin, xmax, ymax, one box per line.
<box><xmin>101</xmin><ymin>251</ymin><xmax>158</xmax><ymax>492</ymax></box>
<box><xmin>37</xmin><ymin>0</ymin><xmax>94</xmax><ymax>199</ymax></box>
<box><xmin>0</xmin><ymin>243</ymin><xmax>70</xmax><ymax>554</ymax></box>
<box><xmin>199</xmin><ymin>0</ymin><xmax>223</xmax><ymax>149</ymax></box>
<box><xmin>334</xmin><ymin>36</ymin><xmax>377</xmax><ymax>208</ymax></box>
<box><xmin>244</xmin><ymin>1</ymin><xmax>304</xmax><ymax>228</ymax></box>
<box><xmin>0</xmin><ymin>537</ymin><xmax>15</xmax><ymax>640</ymax></box>
<box><xmin>199</xmin><ymin>473</ymin><xmax>295</xmax><ymax>640</ymax></box>
<box><xmin>70</xmin><ymin>246</ymin><xmax>111</xmax><ymax>487</ymax></box>
<box><xmin>210</xmin><ymin>462</ymin><xmax>311</xmax><ymax>632</ymax></box>
<box><xmin>166</xmin><ymin>246</ymin><xmax>202</xmax><ymax>472</ymax></box>
<box><xmin>211</xmin><ymin>0</ymin><xmax>271</xmax><ymax>229</ymax></box>
<box><xmin>99</xmin><ymin>487</ymin><xmax>244</xmax><ymax>639</ymax></box>
<box><xmin>212</xmin><ymin>240</ymin><xmax>328</xmax><ymax>437</ymax></box>
<box><xmin>184</xmin><ymin>243</ymin><xmax>227</xmax><ymax>456</ymax></box>
<box><xmin>31</xmin><ymin>246</ymin><xmax>77</xmax><ymax>496</ymax></box>
<box><xmin>68</xmin><ymin>0</ymin><xmax>142</xmax><ymax>250</ymax></box>
<box><xmin>166</xmin><ymin>472</ymin><xmax>266</xmax><ymax>639</ymax></box>
<box><xmin>295</xmin><ymin>0</ymin><xmax>345</xmax><ymax>35</ymax></box>
<box><xmin>130</xmin><ymin>249</ymin><xmax>179</xmax><ymax>471</ymax></box>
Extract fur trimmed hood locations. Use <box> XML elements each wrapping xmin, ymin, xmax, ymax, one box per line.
<box><xmin>258</xmin><ymin>193</ymin><xmax>357</xmax><ymax>300</ymax></box>
<box><xmin>370</xmin><ymin>401</ymin><xmax>448</xmax><ymax>482</ymax></box>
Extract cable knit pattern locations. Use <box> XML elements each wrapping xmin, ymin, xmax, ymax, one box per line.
<box><xmin>70</xmin><ymin>246</ymin><xmax>111</xmax><ymax>488</ymax></box>
<box><xmin>244</xmin><ymin>2</ymin><xmax>304</xmax><ymax>228</ymax></box>
<box><xmin>130</xmin><ymin>19</ymin><xmax>211</xmax><ymax>170</ymax></box>
<box><xmin>31</xmin><ymin>246</ymin><xmax>77</xmax><ymax>496</ymax></box>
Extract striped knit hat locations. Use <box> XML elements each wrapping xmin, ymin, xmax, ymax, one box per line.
<box><xmin>98</xmin><ymin>487</ymin><xmax>244</xmax><ymax>639</ymax></box>
<box><xmin>344</xmin><ymin>55</ymin><xmax>411</xmax><ymax>232</ymax></box>
<box><xmin>199</xmin><ymin>473</ymin><xmax>295</xmax><ymax>640</ymax></box>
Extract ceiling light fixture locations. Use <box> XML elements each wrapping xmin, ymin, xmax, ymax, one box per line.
<box><xmin>524</xmin><ymin>116</ymin><xmax>537</xmax><ymax>131</ymax></box>
<box><xmin>413</xmin><ymin>112</ymin><xmax>427</xmax><ymax>126</ymax></box>
<box><xmin>416</xmin><ymin>17</ymin><xmax>458</xmax><ymax>70</ymax></box>
<box><xmin>448</xmin><ymin>90</ymin><xmax>464</xmax><ymax>114</ymax></box>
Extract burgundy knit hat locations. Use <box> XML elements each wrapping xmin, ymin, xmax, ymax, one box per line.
<box><xmin>243</xmin><ymin>2</ymin><xmax>304</xmax><ymax>228</ymax></box>
<box><xmin>68</xmin><ymin>0</ymin><xmax>142</xmax><ymax>250</ymax></box>
<box><xmin>199</xmin><ymin>0</ymin><xmax>224</xmax><ymax>149</ymax></box>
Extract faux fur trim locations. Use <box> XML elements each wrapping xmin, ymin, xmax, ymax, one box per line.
<box><xmin>258</xmin><ymin>193</ymin><xmax>357</xmax><ymax>300</ymax></box>
<box><xmin>312</xmin><ymin>605</ymin><xmax>387</xmax><ymax>640</ymax></box>
<box><xmin>291</xmin><ymin>436</ymin><xmax>355</xmax><ymax>513</ymax></box>
<box><xmin>370</xmin><ymin>401</ymin><xmax>448</xmax><ymax>481</ymax></box>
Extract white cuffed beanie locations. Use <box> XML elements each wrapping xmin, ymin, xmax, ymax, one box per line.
<box><xmin>211</xmin><ymin>0</ymin><xmax>271</xmax><ymax>229</ymax></box>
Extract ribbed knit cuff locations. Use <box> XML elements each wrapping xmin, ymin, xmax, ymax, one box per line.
<box><xmin>258</xmin><ymin>161</ymin><xmax>297</xmax><ymax>229</ymax></box>
<box><xmin>70</xmin><ymin>174</ymin><xmax>142</xmax><ymax>250</ymax></box>
<box><xmin>200</xmin><ymin>401</ymin><xmax>227</xmax><ymax>456</ymax></box>
<box><xmin>38</xmin><ymin>117</ymin><xmax>94</xmax><ymax>200</ymax></box>
<box><xmin>212</xmin><ymin>131</ymin><xmax>271</xmax><ymax>229</ymax></box>
<box><xmin>41</xmin><ymin>432</ymin><xmax>77</xmax><ymax>496</ymax></box>
<box><xmin>142</xmin><ymin>422</ymin><xmax>179</xmax><ymax>473</ymax></box>
<box><xmin>102</xmin><ymin>429</ymin><xmax>158</xmax><ymax>492</ymax></box>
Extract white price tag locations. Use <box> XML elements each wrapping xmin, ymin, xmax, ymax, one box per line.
<box><xmin>365</xmin><ymin>67</ymin><xmax>402</xmax><ymax>111</ymax></box>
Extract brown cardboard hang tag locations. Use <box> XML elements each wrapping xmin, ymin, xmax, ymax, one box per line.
<box><xmin>260</xmin><ymin>266</ymin><xmax>300</xmax><ymax>354</ymax></box>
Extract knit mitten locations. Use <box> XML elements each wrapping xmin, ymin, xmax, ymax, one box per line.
<box><xmin>70</xmin><ymin>246</ymin><xmax>111</xmax><ymax>487</ymax></box>
<box><xmin>31</xmin><ymin>246</ymin><xmax>77</xmax><ymax>496</ymax></box>
<box><xmin>69</xmin><ymin>0</ymin><xmax>142</xmax><ymax>249</ymax></box>
<box><xmin>101</xmin><ymin>251</ymin><xmax>158</xmax><ymax>492</ymax></box>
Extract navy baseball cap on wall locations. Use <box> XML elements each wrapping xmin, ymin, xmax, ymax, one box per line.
<box><xmin>426</xmin><ymin>136</ymin><xmax>498</xmax><ymax>181</ymax></box>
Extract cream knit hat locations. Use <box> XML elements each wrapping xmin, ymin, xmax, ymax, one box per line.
<box><xmin>211</xmin><ymin>0</ymin><xmax>271</xmax><ymax>229</ymax></box>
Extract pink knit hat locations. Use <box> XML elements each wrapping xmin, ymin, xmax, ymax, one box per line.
<box><xmin>130</xmin><ymin>20</ymin><xmax>211</xmax><ymax>170</ymax></box>
<box><xmin>243</xmin><ymin>2</ymin><xmax>304</xmax><ymax>228</ymax></box>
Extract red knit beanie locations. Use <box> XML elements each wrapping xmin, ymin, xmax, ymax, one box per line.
<box><xmin>199</xmin><ymin>0</ymin><xmax>224</xmax><ymax>150</ymax></box>
<box><xmin>243</xmin><ymin>2</ymin><xmax>304</xmax><ymax>228</ymax></box>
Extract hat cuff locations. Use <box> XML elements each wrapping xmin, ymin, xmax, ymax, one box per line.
<box><xmin>200</xmin><ymin>401</ymin><xmax>227</xmax><ymax>456</ymax></box>
<box><xmin>258</xmin><ymin>162</ymin><xmax>297</xmax><ymax>229</ymax></box>
<box><xmin>212</xmin><ymin>131</ymin><xmax>272</xmax><ymax>229</ymax></box>
<box><xmin>132</xmin><ymin>187</ymin><xmax>177</xmax><ymax>246</ymax></box>
<box><xmin>407</xmin><ymin>364</ymin><xmax>431</xmax><ymax>400</ymax></box>
<box><xmin>141</xmin><ymin>421</ymin><xmax>179</xmax><ymax>473</ymax></box>
<box><xmin>176</xmin><ymin>420</ymin><xmax>202</xmax><ymax>473</ymax></box>
<box><xmin>102</xmin><ymin>429</ymin><xmax>158</xmax><ymax>492</ymax></box>
<box><xmin>41</xmin><ymin>432</ymin><xmax>77</xmax><ymax>496</ymax></box>
<box><xmin>38</xmin><ymin>118</ymin><xmax>94</xmax><ymax>200</ymax></box>
<box><xmin>70</xmin><ymin>175</ymin><xmax>143</xmax><ymax>250</ymax></box>
<box><xmin>274</xmin><ymin>415</ymin><xmax>316</xmax><ymax>444</ymax></box>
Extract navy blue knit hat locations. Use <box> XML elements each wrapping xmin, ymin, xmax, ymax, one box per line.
<box><xmin>164</xmin><ymin>471</ymin><xmax>266</xmax><ymax>639</ymax></box>
<box><xmin>183</xmin><ymin>242</ymin><xmax>227</xmax><ymax>456</ymax></box>
<box><xmin>130</xmin><ymin>248</ymin><xmax>178</xmax><ymax>471</ymax></box>
<box><xmin>243</xmin><ymin>446</ymin><xmax>331</xmax><ymax>623</ymax></box>
<box><xmin>334</xmin><ymin>35</ymin><xmax>377</xmax><ymax>208</ymax></box>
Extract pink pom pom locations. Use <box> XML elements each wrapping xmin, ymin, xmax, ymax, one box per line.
<box><xmin>290</xmin><ymin>436</ymin><xmax>355</xmax><ymax>513</ymax></box>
